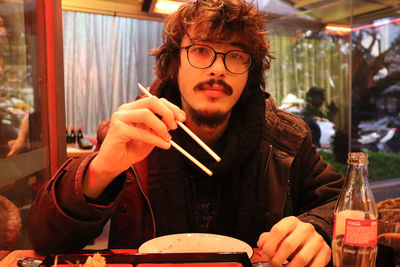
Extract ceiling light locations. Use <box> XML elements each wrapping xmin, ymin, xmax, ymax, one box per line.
<box><xmin>154</xmin><ymin>0</ymin><xmax>184</xmax><ymax>15</ymax></box>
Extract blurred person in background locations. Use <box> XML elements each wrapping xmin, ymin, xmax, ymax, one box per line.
<box><xmin>0</xmin><ymin>13</ymin><xmax>32</xmax><ymax>158</ymax></box>
<box><xmin>29</xmin><ymin>1</ymin><xmax>344</xmax><ymax>266</ymax></box>
<box><xmin>7</xmin><ymin>112</ymin><xmax>29</xmax><ymax>157</ymax></box>
<box><xmin>301</xmin><ymin>86</ymin><xmax>327</xmax><ymax>148</ymax></box>
<box><xmin>0</xmin><ymin>14</ymin><xmax>18</xmax><ymax>157</ymax></box>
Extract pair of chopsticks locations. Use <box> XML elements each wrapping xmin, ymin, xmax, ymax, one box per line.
<box><xmin>138</xmin><ymin>83</ymin><xmax>221</xmax><ymax>176</ymax></box>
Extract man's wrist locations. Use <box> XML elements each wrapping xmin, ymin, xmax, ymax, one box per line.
<box><xmin>82</xmin><ymin>155</ymin><xmax>120</xmax><ymax>199</ymax></box>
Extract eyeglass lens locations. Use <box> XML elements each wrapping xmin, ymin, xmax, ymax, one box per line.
<box><xmin>187</xmin><ymin>44</ymin><xmax>251</xmax><ymax>74</ymax></box>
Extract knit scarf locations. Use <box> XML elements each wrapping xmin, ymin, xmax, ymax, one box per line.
<box><xmin>147</xmin><ymin>80</ymin><xmax>267</xmax><ymax>246</ymax></box>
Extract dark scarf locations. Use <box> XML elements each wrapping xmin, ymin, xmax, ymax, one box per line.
<box><xmin>147</xmin><ymin>80</ymin><xmax>267</xmax><ymax>246</ymax></box>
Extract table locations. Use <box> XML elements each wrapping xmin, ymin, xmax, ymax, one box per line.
<box><xmin>66</xmin><ymin>143</ymin><xmax>95</xmax><ymax>158</ymax></box>
<box><xmin>0</xmin><ymin>249</ymin><xmax>263</xmax><ymax>266</ymax></box>
<box><xmin>0</xmin><ymin>250</ymin><xmax>40</xmax><ymax>266</ymax></box>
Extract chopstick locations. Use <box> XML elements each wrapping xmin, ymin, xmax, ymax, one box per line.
<box><xmin>138</xmin><ymin>83</ymin><xmax>221</xmax><ymax>162</ymax></box>
<box><xmin>170</xmin><ymin>140</ymin><xmax>212</xmax><ymax>176</ymax></box>
<box><xmin>137</xmin><ymin>83</ymin><xmax>214</xmax><ymax>176</ymax></box>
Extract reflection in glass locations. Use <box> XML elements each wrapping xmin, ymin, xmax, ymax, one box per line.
<box><xmin>0</xmin><ymin>1</ymin><xmax>46</xmax><ymax>250</ymax></box>
<box><xmin>266</xmin><ymin>14</ymin><xmax>351</xmax><ymax>159</ymax></box>
<box><xmin>353</xmin><ymin>17</ymin><xmax>400</xmax><ymax>156</ymax></box>
<box><xmin>0</xmin><ymin>7</ymin><xmax>33</xmax><ymax>158</ymax></box>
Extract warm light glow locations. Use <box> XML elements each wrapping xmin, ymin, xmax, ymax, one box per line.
<box><xmin>353</xmin><ymin>17</ymin><xmax>400</xmax><ymax>31</ymax></box>
<box><xmin>325</xmin><ymin>25</ymin><xmax>352</xmax><ymax>33</ymax></box>
<box><xmin>154</xmin><ymin>0</ymin><xmax>183</xmax><ymax>15</ymax></box>
<box><xmin>325</xmin><ymin>17</ymin><xmax>400</xmax><ymax>34</ymax></box>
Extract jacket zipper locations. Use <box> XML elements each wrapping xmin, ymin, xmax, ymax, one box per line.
<box><xmin>130</xmin><ymin>166</ymin><xmax>157</xmax><ymax>238</ymax></box>
<box><xmin>263</xmin><ymin>144</ymin><xmax>273</xmax><ymax>179</ymax></box>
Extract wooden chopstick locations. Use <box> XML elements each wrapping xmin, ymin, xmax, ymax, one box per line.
<box><xmin>136</xmin><ymin>83</ymin><xmax>214</xmax><ymax>176</ymax></box>
<box><xmin>138</xmin><ymin>83</ymin><xmax>221</xmax><ymax>162</ymax></box>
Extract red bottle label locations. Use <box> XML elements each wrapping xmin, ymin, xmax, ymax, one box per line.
<box><xmin>344</xmin><ymin>218</ymin><xmax>377</xmax><ymax>246</ymax></box>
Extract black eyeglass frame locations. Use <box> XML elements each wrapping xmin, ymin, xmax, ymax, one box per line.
<box><xmin>180</xmin><ymin>44</ymin><xmax>252</xmax><ymax>75</ymax></box>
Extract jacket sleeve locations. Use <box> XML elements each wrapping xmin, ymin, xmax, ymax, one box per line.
<box><xmin>28</xmin><ymin>153</ymin><xmax>126</xmax><ymax>255</ymax></box>
<box><xmin>290</xmin><ymin>129</ymin><xmax>345</xmax><ymax>245</ymax></box>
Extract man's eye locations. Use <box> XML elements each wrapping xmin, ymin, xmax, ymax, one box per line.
<box><xmin>229</xmin><ymin>52</ymin><xmax>244</xmax><ymax>60</ymax></box>
<box><xmin>193</xmin><ymin>47</ymin><xmax>210</xmax><ymax>55</ymax></box>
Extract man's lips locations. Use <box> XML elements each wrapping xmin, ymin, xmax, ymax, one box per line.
<box><xmin>194</xmin><ymin>79</ymin><xmax>233</xmax><ymax>98</ymax></box>
<box><xmin>203</xmin><ymin>84</ymin><xmax>228</xmax><ymax>93</ymax></box>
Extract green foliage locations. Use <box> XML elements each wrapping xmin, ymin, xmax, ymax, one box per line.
<box><xmin>319</xmin><ymin>151</ymin><xmax>400</xmax><ymax>182</ymax></box>
<box><xmin>319</xmin><ymin>151</ymin><xmax>347</xmax><ymax>176</ymax></box>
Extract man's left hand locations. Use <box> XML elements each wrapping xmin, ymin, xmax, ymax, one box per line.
<box><xmin>257</xmin><ymin>216</ymin><xmax>331</xmax><ymax>267</ymax></box>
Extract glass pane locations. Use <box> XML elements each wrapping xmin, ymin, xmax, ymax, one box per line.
<box><xmin>261</xmin><ymin>0</ymin><xmax>400</xmax><ymax>201</ymax></box>
<box><xmin>264</xmin><ymin>0</ymin><xmax>352</xmax><ymax>171</ymax></box>
<box><xmin>351</xmin><ymin>14</ymin><xmax>400</xmax><ymax>198</ymax></box>
<box><xmin>0</xmin><ymin>1</ymin><xmax>49</xmax><ymax>249</ymax></box>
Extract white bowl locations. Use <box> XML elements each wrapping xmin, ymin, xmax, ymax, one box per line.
<box><xmin>138</xmin><ymin>233</ymin><xmax>253</xmax><ymax>258</ymax></box>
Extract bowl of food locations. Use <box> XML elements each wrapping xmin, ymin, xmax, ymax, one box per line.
<box><xmin>376</xmin><ymin>197</ymin><xmax>400</xmax><ymax>267</ymax></box>
<box><xmin>138</xmin><ymin>233</ymin><xmax>253</xmax><ymax>258</ymax></box>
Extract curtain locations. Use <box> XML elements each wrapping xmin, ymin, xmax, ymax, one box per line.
<box><xmin>63</xmin><ymin>11</ymin><xmax>350</xmax><ymax>134</ymax></box>
<box><xmin>63</xmin><ymin>11</ymin><xmax>163</xmax><ymax>137</ymax></box>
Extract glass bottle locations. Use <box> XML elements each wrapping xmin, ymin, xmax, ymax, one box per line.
<box><xmin>332</xmin><ymin>152</ymin><xmax>378</xmax><ymax>267</ymax></box>
<box><xmin>66</xmin><ymin>126</ymin><xmax>70</xmax><ymax>144</ymax></box>
<box><xmin>70</xmin><ymin>126</ymin><xmax>76</xmax><ymax>144</ymax></box>
<box><xmin>77</xmin><ymin>125</ymin><xmax>83</xmax><ymax>142</ymax></box>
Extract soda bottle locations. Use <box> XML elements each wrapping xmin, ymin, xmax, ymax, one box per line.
<box><xmin>70</xmin><ymin>126</ymin><xmax>76</xmax><ymax>144</ymax></box>
<box><xmin>66</xmin><ymin>127</ymin><xmax>70</xmax><ymax>144</ymax></box>
<box><xmin>332</xmin><ymin>152</ymin><xmax>378</xmax><ymax>267</ymax></box>
<box><xmin>77</xmin><ymin>126</ymin><xmax>84</xmax><ymax>142</ymax></box>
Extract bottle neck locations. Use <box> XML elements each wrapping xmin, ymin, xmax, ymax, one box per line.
<box><xmin>337</xmin><ymin>163</ymin><xmax>377</xmax><ymax>217</ymax></box>
<box><xmin>345</xmin><ymin>164</ymin><xmax>369</xmax><ymax>188</ymax></box>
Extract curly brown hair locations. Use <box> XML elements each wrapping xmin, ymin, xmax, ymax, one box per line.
<box><xmin>151</xmin><ymin>0</ymin><xmax>273</xmax><ymax>90</ymax></box>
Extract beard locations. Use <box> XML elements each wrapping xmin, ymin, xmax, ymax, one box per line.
<box><xmin>182</xmin><ymin>79</ymin><xmax>234</xmax><ymax>128</ymax></box>
<box><xmin>185</xmin><ymin>104</ymin><xmax>230</xmax><ymax>128</ymax></box>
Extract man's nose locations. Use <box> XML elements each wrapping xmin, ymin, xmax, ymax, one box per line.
<box><xmin>209</xmin><ymin>55</ymin><xmax>226</xmax><ymax>77</ymax></box>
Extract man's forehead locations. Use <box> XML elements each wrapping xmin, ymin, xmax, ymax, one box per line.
<box><xmin>182</xmin><ymin>31</ymin><xmax>247</xmax><ymax>50</ymax></box>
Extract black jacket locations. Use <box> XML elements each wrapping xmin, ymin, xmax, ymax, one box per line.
<box><xmin>29</xmin><ymin>80</ymin><xmax>344</xmax><ymax>254</ymax></box>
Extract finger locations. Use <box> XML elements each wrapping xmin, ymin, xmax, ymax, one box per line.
<box><xmin>119</xmin><ymin>96</ymin><xmax>179</xmax><ymax>130</ymax></box>
<box><xmin>269</xmin><ymin>231</ymin><xmax>304</xmax><ymax>266</ymax></box>
<box><xmin>118</xmin><ymin>96</ymin><xmax>161</xmax><ymax>111</ymax></box>
<box><xmin>262</xmin><ymin>217</ymin><xmax>297</xmax><ymax>260</ymax></box>
<box><xmin>257</xmin><ymin>232</ymin><xmax>270</xmax><ymax>248</ymax></box>
<box><xmin>112</xmin><ymin>119</ymin><xmax>171</xmax><ymax>149</ymax></box>
<box><xmin>273</xmin><ymin>222</ymin><xmax>317</xmax><ymax>265</ymax></box>
<box><xmin>287</xmin><ymin>230</ymin><xmax>330</xmax><ymax>267</ymax></box>
<box><xmin>159</xmin><ymin>98</ymin><xmax>186</xmax><ymax>122</ymax></box>
<box><xmin>112</xmin><ymin>109</ymin><xmax>172</xmax><ymax>142</ymax></box>
<box><xmin>154</xmin><ymin>98</ymin><xmax>179</xmax><ymax>129</ymax></box>
<box><xmin>8</xmin><ymin>140</ymin><xmax>16</xmax><ymax>146</ymax></box>
<box><xmin>308</xmin><ymin>243</ymin><xmax>331</xmax><ymax>267</ymax></box>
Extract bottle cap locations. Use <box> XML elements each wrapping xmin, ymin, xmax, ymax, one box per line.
<box><xmin>71</xmin><ymin>126</ymin><xmax>75</xmax><ymax>130</ymax></box>
<box><xmin>78</xmin><ymin>126</ymin><xmax>82</xmax><ymax>130</ymax></box>
<box><xmin>347</xmin><ymin>152</ymin><xmax>369</xmax><ymax>166</ymax></box>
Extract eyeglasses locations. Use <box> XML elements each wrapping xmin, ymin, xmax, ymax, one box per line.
<box><xmin>180</xmin><ymin>44</ymin><xmax>251</xmax><ymax>74</ymax></box>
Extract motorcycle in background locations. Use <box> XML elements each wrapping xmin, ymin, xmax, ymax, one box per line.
<box><xmin>359</xmin><ymin>127</ymin><xmax>400</xmax><ymax>153</ymax></box>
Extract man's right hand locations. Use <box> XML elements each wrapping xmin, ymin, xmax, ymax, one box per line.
<box><xmin>83</xmin><ymin>96</ymin><xmax>186</xmax><ymax>198</ymax></box>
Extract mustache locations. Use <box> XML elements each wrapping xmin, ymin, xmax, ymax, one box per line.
<box><xmin>193</xmin><ymin>79</ymin><xmax>233</xmax><ymax>96</ymax></box>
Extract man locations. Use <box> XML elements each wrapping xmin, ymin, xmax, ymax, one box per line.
<box><xmin>29</xmin><ymin>0</ymin><xmax>344</xmax><ymax>266</ymax></box>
